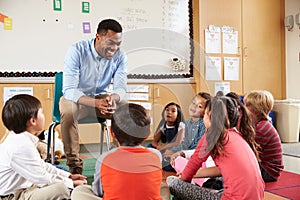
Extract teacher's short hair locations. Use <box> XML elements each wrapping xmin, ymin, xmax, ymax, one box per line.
<box><xmin>97</xmin><ymin>19</ymin><xmax>122</xmax><ymax>35</ymax></box>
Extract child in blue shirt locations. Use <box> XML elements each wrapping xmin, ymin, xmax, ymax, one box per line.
<box><xmin>166</xmin><ymin>92</ymin><xmax>211</xmax><ymax>163</ymax></box>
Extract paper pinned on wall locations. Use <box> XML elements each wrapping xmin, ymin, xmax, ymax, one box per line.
<box><xmin>0</xmin><ymin>13</ymin><xmax>8</xmax><ymax>23</ymax></box>
<box><xmin>3</xmin><ymin>17</ymin><xmax>12</xmax><ymax>30</ymax></box>
<box><xmin>126</xmin><ymin>93</ymin><xmax>149</xmax><ymax>101</ymax></box>
<box><xmin>83</xmin><ymin>22</ymin><xmax>91</xmax><ymax>33</ymax></box>
<box><xmin>222</xmin><ymin>30</ymin><xmax>238</xmax><ymax>54</ymax></box>
<box><xmin>67</xmin><ymin>22</ymin><xmax>74</xmax><ymax>29</ymax></box>
<box><xmin>205</xmin><ymin>26</ymin><xmax>221</xmax><ymax>54</ymax></box>
<box><xmin>3</xmin><ymin>87</ymin><xmax>33</xmax><ymax>103</ymax></box>
<box><xmin>130</xmin><ymin>101</ymin><xmax>152</xmax><ymax>110</ymax></box>
<box><xmin>224</xmin><ymin>57</ymin><xmax>239</xmax><ymax>81</ymax></box>
<box><xmin>127</xmin><ymin>85</ymin><xmax>149</xmax><ymax>93</ymax></box>
<box><xmin>214</xmin><ymin>82</ymin><xmax>230</xmax><ymax>96</ymax></box>
<box><xmin>140</xmin><ymin>102</ymin><xmax>151</xmax><ymax>110</ymax></box>
<box><xmin>82</xmin><ymin>2</ymin><xmax>90</xmax><ymax>13</ymax></box>
<box><xmin>53</xmin><ymin>0</ymin><xmax>62</xmax><ymax>11</ymax></box>
<box><xmin>205</xmin><ymin>56</ymin><xmax>222</xmax><ymax>80</ymax></box>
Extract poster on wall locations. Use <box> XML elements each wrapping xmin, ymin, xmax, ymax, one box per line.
<box><xmin>205</xmin><ymin>26</ymin><xmax>221</xmax><ymax>54</ymax></box>
<box><xmin>224</xmin><ymin>57</ymin><xmax>239</xmax><ymax>81</ymax></box>
<box><xmin>3</xmin><ymin>87</ymin><xmax>33</xmax><ymax>103</ymax></box>
<box><xmin>205</xmin><ymin>56</ymin><xmax>221</xmax><ymax>80</ymax></box>
<box><xmin>222</xmin><ymin>30</ymin><xmax>238</xmax><ymax>54</ymax></box>
<box><xmin>214</xmin><ymin>82</ymin><xmax>230</xmax><ymax>96</ymax></box>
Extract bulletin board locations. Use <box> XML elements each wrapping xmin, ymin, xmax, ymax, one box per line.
<box><xmin>0</xmin><ymin>0</ymin><xmax>193</xmax><ymax>79</ymax></box>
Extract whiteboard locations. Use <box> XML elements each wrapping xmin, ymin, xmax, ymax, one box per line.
<box><xmin>0</xmin><ymin>0</ymin><xmax>193</xmax><ymax>78</ymax></box>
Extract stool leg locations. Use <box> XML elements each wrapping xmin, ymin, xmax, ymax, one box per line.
<box><xmin>105</xmin><ymin>124</ymin><xmax>110</xmax><ymax>151</ymax></box>
<box><xmin>47</xmin><ymin>122</ymin><xmax>58</xmax><ymax>164</ymax></box>
<box><xmin>46</xmin><ymin>123</ymin><xmax>55</xmax><ymax>163</ymax></box>
<box><xmin>100</xmin><ymin>123</ymin><xmax>104</xmax><ymax>155</ymax></box>
<box><xmin>51</xmin><ymin>127</ymin><xmax>55</xmax><ymax>164</ymax></box>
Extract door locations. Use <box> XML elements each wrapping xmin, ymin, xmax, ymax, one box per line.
<box><xmin>242</xmin><ymin>0</ymin><xmax>285</xmax><ymax>99</ymax></box>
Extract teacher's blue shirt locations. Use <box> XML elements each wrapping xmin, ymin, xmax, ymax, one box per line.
<box><xmin>63</xmin><ymin>38</ymin><xmax>127</xmax><ymax>103</ymax></box>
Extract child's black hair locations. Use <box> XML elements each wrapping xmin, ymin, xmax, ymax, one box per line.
<box><xmin>160</xmin><ymin>102</ymin><xmax>184</xmax><ymax>143</ymax></box>
<box><xmin>2</xmin><ymin>94</ymin><xmax>41</xmax><ymax>134</ymax></box>
<box><xmin>226</xmin><ymin>92</ymin><xmax>261</xmax><ymax>161</ymax></box>
<box><xmin>111</xmin><ymin>103</ymin><xmax>151</xmax><ymax>146</ymax></box>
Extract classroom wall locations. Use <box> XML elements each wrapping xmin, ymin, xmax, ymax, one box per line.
<box><xmin>285</xmin><ymin>0</ymin><xmax>300</xmax><ymax>99</ymax></box>
<box><xmin>0</xmin><ymin>0</ymin><xmax>192</xmax><ymax>78</ymax></box>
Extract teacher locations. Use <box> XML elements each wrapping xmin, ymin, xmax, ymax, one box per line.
<box><xmin>60</xmin><ymin>19</ymin><xmax>127</xmax><ymax>174</ymax></box>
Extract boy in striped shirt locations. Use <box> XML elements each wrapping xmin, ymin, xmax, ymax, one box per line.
<box><xmin>244</xmin><ymin>90</ymin><xmax>284</xmax><ymax>182</ymax></box>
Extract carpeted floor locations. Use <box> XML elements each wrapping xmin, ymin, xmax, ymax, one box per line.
<box><xmin>162</xmin><ymin>172</ymin><xmax>293</xmax><ymax>200</ymax></box>
<box><xmin>58</xmin><ymin>157</ymin><xmax>97</xmax><ymax>185</ymax></box>
<box><xmin>58</xmin><ymin>158</ymin><xmax>299</xmax><ymax>200</ymax></box>
<box><xmin>265</xmin><ymin>170</ymin><xmax>300</xmax><ymax>200</ymax></box>
<box><xmin>282</xmin><ymin>142</ymin><xmax>300</xmax><ymax>157</ymax></box>
<box><xmin>59</xmin><ymin>158</ymin><xmax>177</xmax><ymax>185</ymax></box>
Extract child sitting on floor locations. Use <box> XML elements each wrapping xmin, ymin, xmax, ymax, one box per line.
<box><xmin>244</xmin><ymin>90</ymin><xmax>284</xmax><ymax>182</ymax></box>
<box><xmin>150</xmin><ymin>102</ymin><xmax>185</xmax><ymax>152</ymax></box>
<box><xmin>71</xmin><ymin>103</ymin><xmax>170</xmax><ymax>200</ymax></box>
<box><xmin>148</xmin><ymin>102</ymin><xmax>185</xmax><ymax>171</ymax></box>
<box><xmin>166</xmin><ymin>92</ymin><xmax>211</xmax><ymax>163</ymax></box>
<box><xmin>0</xmin><ymin>94</ymin><xmax>86</xmax><ymax>200</ymax></box>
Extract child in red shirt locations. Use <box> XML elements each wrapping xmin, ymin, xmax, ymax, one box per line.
<box><xmin>72</xmin><ymin>103</ymin><xmax>169</xmax><ymax>200</ymax></box>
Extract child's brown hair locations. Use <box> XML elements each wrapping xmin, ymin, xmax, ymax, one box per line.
<box><xmin>243</xmin><ymin>90</ymin><xmax>274</xmax><ymax>122</ymax></box>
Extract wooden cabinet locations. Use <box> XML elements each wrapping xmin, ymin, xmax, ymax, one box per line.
<box><xmin>197</xmin><ymin>0</ymin><xmax>285</xmax><ymax>99</ymax></box>
<box><xmin>241</xmin><ymin>0</ymin><xmax>285</xmax><ymax>99</ymax></box>
<box><xmin>0</xmin><ymin>83</ymin><xmax>53</xmax><ymax>141</ymax></box>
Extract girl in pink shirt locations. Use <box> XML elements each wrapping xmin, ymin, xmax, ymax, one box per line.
<box><xmin>167</xmin><ymin>96</ymin><xmax>264</xmax><ymax>200</ymax></box>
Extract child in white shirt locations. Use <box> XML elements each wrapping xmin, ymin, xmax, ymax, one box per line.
<box><xmin>0</xmin><ymin>94</ymin><xmax>87</xmax><ymax>200</ymax></box>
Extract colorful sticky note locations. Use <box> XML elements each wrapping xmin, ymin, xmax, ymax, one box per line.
<box><xmin>53</xmin><ymin>0</ymin><xmax>62</xmax><ymax>11</ymax></box>
<box><xmin>0</xmin><ymin>13</ymin><xmax>8</xmax><ymax>23</ymax></box>
<box><xmin>82</xmin><ymin>2</ymin><xmax>90</xmax><ymax>13</ymax></box>
<box><xmin>4</xmin><ymin>18</ymin><xmax>13</xmax><ymax>30</ymax></box>
<box><xmin>82</xmin><ymin>22</ymin><xmax>91</xmax><ymax>33</ymax></box>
